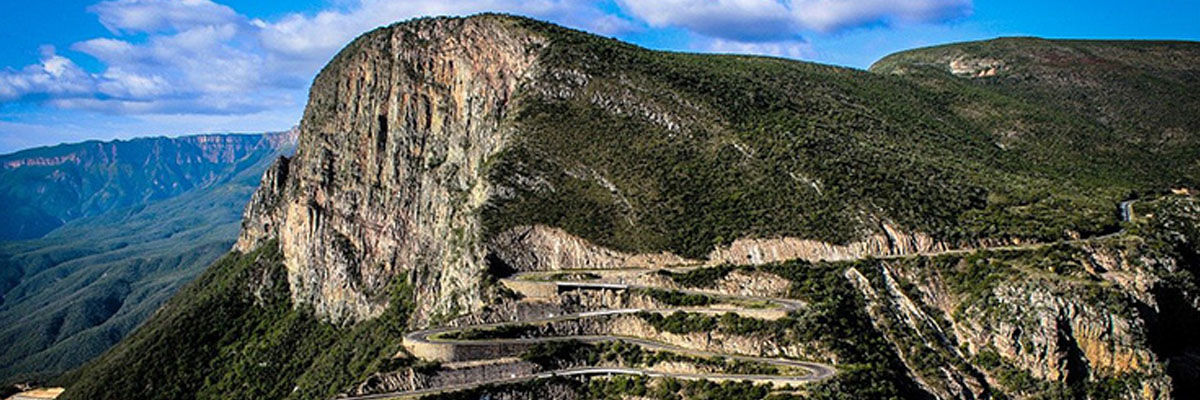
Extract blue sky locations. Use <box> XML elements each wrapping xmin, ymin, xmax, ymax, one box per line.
<box><xmin>1</xmin><ymin>0</ymin><xmax>1197</xmax><ymax>154</ymax></box>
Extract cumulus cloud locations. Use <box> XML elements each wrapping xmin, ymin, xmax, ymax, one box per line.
<box><xmin>0</xmin><ymin>0</ymin><xmax>637</xmax><ymax>116</ymax></box>
<box><xmin>790</xmin><ymin>0</ymin><xmax>973</xmax><ymax>32</ymax></box>
<box><xmin>0</xmin><ymin>0</ymin><xmax>969</xmax><ymax>119</ymax></box>
<box><xmin>620</xmin><ymin>0</ymin><xmax>971</xmax><ymax>39</ymax></box>
<box><xmin>0</xmin><ymin>46</ymin><xmax>95</xmax><ymax>101</ymax></box>
<box><xmin>618</xmin><ymin>0</ymin><xmax>970</xmax><ymax>57</ymax></box>
<box><xmin>257</xmin><ymin>0</ymin><xmax>637</xmax><ymax>73</ymax></box>
<box><xmin>2</xmin><ymin>0</ymin><xmax>312</xmax><ymax>114</ymax></box>
<box><xmin>90</xmin><ymin>0</ymin><xmax>241</xmax><ymax>34</ymax></box>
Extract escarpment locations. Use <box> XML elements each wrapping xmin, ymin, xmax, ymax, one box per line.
<box><xmin>234</xmin><ymin>14</ymin><xmax>996</xmax><ymax>325</ymax></box>
<box><xmin>237</xmin><ymin>16</ymin><xmax>548</xmax><ymax>323</ymax></box>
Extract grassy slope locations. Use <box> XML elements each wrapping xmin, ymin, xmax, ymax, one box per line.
<box><xmin>871</xmin><ymin>38</ymin><xmax>1200</xmax><ymax>189</ymax></box>
<box><xmin>56</xmin><ymin>241</ymin><xmax>418</xmax><ymax>400</ymax></box>
<box><xmin>0</xmin><ymin>140</ymin><xmax>291</xmax><ymax>383</ymax></box>
<box><xmin>485</xmin><ymin>23</ymin><xmax>1199</xmax><ymax>260</ymax></box>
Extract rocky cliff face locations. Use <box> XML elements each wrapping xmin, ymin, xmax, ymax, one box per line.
<box><xmin>489</xmin><ymin>223</ymin><xmax>1014</xmax><ymax>272</ymax></box>
<box><xmin>846</xmin><ymin>231</ymin><xmax>1192</xmax><ymax>399</ymax></box>
<box><xmin>237</xmin><ymin>16</ymin><xmax>547</xmax><ymax>324</ymax></box>
<box><xmin>489</xmin><ymin>225</ymin><xmax>694</xmax><ymax>272</ymax></box>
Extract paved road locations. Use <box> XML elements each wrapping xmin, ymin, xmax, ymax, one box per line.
<box><xmin>346</xmin><ymin>200</ymin><xmax>1138</xmax><ymax>400</ymax></box>
<box><xmin>352</xmin><ymin>276</ymin><xmax>829</xmax><ymax>400</ymax></box>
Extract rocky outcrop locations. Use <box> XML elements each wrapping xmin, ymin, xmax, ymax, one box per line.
<box><xmin>237</xmin><ymin>157</ymin><xmax>290</xmax><ymax>252</ymax></box>
<box><xmin>847</xmin><ymin>265</ymin><xmax>988</xmax><ymax>400</ymax></box>
<box><xmin>492</xmin><ymin>223</ymin><xmax>1009</xmax><ymax>273</ymax></box>
<box><xmin>2</xmin><ymin>154</ymin><xmax>80</xmax><ymax>169</ymax></box>
<box><xmin>236</xmin><ymin>16</ymin><xmax>547</xmax><ymax>323</ymax></box>
<box><xmin>352</xmin><ymin>360</ymin><xmax>538</xmax><ymax>396</ymax></box>
<box><xmin>490</xmin><ymin>225</ymin><xmax>695</xmax><ymax>272</ymax></box>
<box><xmin>949</xmin><ymin>56</ymin><xmax>1005</xmax><ymax>78</ymax></box>
<box><xmin>710</xmin><ymin>223</ymin><xmax>955</xmax><ymax>265</ymax></box>
<box><xmin>875</xmin><ymin>242</ymin><xmax>1178</xmax><ymax>400</ymax></box>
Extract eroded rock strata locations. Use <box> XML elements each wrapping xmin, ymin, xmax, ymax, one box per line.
<box><xmin>238</xmin><ymin>17</ymin><xmax>546</xmax><ymax>323</ymax></box>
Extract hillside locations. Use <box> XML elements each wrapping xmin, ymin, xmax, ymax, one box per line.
<box><xmin>0</xmin><ymin>131</ymin><xmax>295</xmax><ymax>384</ymax></box>
<box><xmin>59</xmin><ymin>15</ymin><xmax>1200</xmax><ymax>400</ymax></box>
<box><xmin>871</xmin><ymin>37</ymin><xmax>1200</xmax><ymax>189</ymax></box>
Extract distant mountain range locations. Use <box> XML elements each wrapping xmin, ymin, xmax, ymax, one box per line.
<box><xmin>0</xmin><ymin>130</ymin><xmax>296</xmax><ymax>383</ymax></box>
<box><xmin>0</xmin><ymin>132</ymin><xmax>297</xmax><ymax>241</ymax></box>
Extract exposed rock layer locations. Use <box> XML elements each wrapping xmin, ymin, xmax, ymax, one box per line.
<box><xmin>237</xmin><ymin>16</ymin><xmax>546</xmax><ymax>323</ymax></box>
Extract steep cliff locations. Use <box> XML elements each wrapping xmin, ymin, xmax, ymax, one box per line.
<box><xmin>234</xmin><ymin>16</ymin><xmax>1199</xmax><ymax>326</ymax></box>
<box><xmin>842</xmin><ymin>196</ymin><xmax>1200</xmax><ymax>399</ymax></box>
<box><xmin>58</xmin><ymin>14</ymin><xmax>1200</xmax><ymax>400</ymax></box>
<box><xmin>237</xmin><ymin>16</ymin><xmax>546</xmax><ymax>323</ymax></box>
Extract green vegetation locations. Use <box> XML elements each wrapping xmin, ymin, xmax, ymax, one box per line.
<box><xmin>45</xmin><ymin>16</ymin><xmax>1200</xmax><ymax>400</ymax></box>
<box><xmin>641</xmin><ymin>288</ymin><xmax>716</xmax><ymax>307</ymax></box>
<box><xmin>438</xmin><ymin>324</ymin><xmax>538</xmax><ymax>340</ymax></box>
<box><xmin>0</xmin><ymin>134</ymin><xmax>284</xmax><ymax>240</ymax></box>
<box><xmin>1120</xmin><ymin>196</ymin><xmax>1200</xmax><ymax>398</ymax></box>
<box><xmin>973</xmin><ymin>348</ymin><xmax>1146</xmax><ymax>400</ymax></box>
<box><xmin>585</xmin><ymin>376</ymin><xmax>774</xmax><ymax>400</ymax></box>
<box><xmin>528</xmin><ymin>272</ymin><xmax>603</xmax><ymax>281</ymax></box>
<box><xmin>761</xmin><ymin>260</ymin><xmax>930</xmax><ymax>399</ymax></box>
<box><xmin>873</xmin><ymin>38</ymin><xmax>1200</xmax><ymax>191</ymax></box>
<box><xmin>479</xmin><ymin>19</ymin><xmax>1200</xmax><ymax>261</ymax></box>
<box><xmin>420</xmin><ymin>376</ymin><xmax>581</xmax><ymax>400</ymax></box>
<box><xmin>638</xmin><ymin>311</ymin><xmax>718</xmax><ymax>334</ymax></box>
<box><xmin>521</xmin><ymin>340</ymin><xmax>781</xmax><ymax>376</ymax></box>
<box><xmin>0</xmin><ymin>136</ymin><xmax>289</xmax><ymax>385</ymax></box>
<box><xmin>657</xmin><ymin>265</ymin><xmax>734</xmax><ymax>288</ymax></box>
<box><xmin>637</xmin><ymin>311</ymin><xmax>799</xmax><ymax>339</ymax></box>
<box><xmin>54</xmin><ymin>241</ymin><xmax>417</xmax><ymax>400</ymax></box>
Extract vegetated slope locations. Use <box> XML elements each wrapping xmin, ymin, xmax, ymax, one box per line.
<box><xmin>56</xmin><ymin>241</ymin><xmax>419</xmax><ymax>400</ymax></box>
<box><xmin>0</xmin><ymin>132</ymin><xmax>295</xmax><ymax>383</ymax></box>
<box><xmin>484</xmin><ymin>27</ymin><xmax>1199</xmax><ymax>260</ymax></box>
<box><xmin>0</xmin><ymin>133</ymin><xmax>294</xmax><ymax>241</ymax></box>
<box><xmin>58</xmin><ymin>15</ymin><xmax>1200</xmax><ymax>400</ymax></box>
<box><xmin>870</xmin><ymin>38</ymin><xmax>1200</xmax><ymax>191</ymax></box>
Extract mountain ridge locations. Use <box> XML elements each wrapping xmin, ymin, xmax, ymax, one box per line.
<box><xmin>57</xmin><ymin>14</ymin><xmax>1200</xmax><ymax>400</ymax></box>
<box><xmin>0</xmin><ymin>130</ymin><xmax>299</xmax><ymax>241</ymax></box>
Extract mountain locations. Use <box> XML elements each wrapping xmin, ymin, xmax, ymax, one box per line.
<box><xmin>871</xmin><ymin>38</ymin><xmax>1200</xmax><ymax>186</ymax></box>
<box><xmin>58</xmin><ymin>15</ymin><xmax>1200</xmax><ymax>400</ymax></box>
<box><xmin>0</xmin><ymin>132</ymin><xmax>296</xmax><ymax>241</ymax></box>
<box><xmin>0</xmin><ymin>131</ymin><xmax>296</xmax><ymax>383</ymax></box>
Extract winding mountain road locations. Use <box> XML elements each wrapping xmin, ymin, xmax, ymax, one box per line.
<box><xmin>344</xmin><ymin>273</ymin><xmax>835</xmax><ymax>400</ymax></box>
<box><xmin>345</xmin><ymin>200</ymin><xmax>1140</xmax><ymax>399</ymax></box>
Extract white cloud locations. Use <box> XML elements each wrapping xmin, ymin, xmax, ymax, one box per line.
<box><xmin>706</xmin><ymin>38</ymin><xmax>814</xmax><ymax>59</ymax></box>
<box><xmin>90</xmin><ymin>0</ymin><xmax>241</xmax><ymax>34</ymax></box>
<box><xmin>792</xmin><ymin>0</ymin><xmax>972</xmax><ymax>32</ymax></box>
<box><xmin>0</xmin><ymin>0</ymin><xmax>636</xmax><ymax>117</ymax></box>
<box><xmin>620</xmin><ymin>0</ymin><xmax>797</xmax><ymax>41</ymax></box>
<box><xmin>618</xmin><ymin>0</ymin><xmax>972</xmax><ymax>40</ymax></box>
<box><xmin>2</xmin><ymin>0</ymin><xmax>294</xmax><ymax>115</ymax></box>
<box><xmin>0</xmin><ymin>0</ymin><xmax>969</xmax><ymax>124</ymax></box>
<box><xmin>257</xmin><ymin>0</ymin><xmax>638</xmax><ymax>74</ymax></box>
<box><xmin>0</xmin><ymin>46</ymin><xmax>95</xmax><ymax>101</ymax></box>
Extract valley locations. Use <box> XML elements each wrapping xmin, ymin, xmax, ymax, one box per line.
<box><xmin>0</xmin><ymin>130</ymin><xmax>296</xmax><ymax>384</ymax></box>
